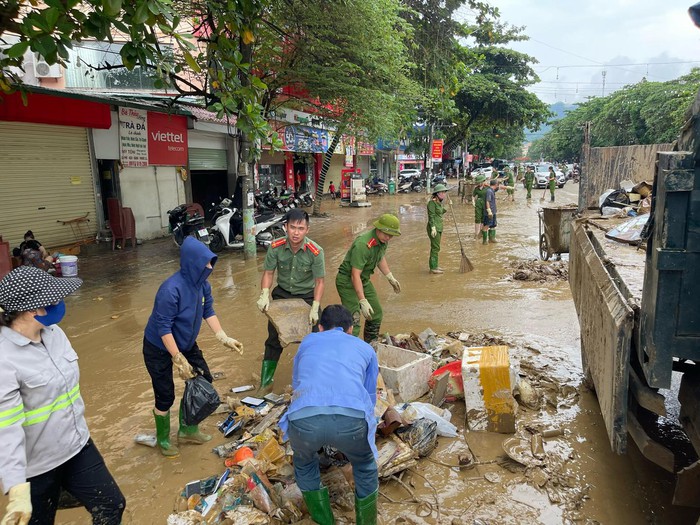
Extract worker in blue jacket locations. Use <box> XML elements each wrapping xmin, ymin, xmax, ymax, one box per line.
<box><xmin>279</xmin><ymin>304</ymin><xmax>378</xmax><ymax>525</ymax></box>
<box><xmin>143</xmin><ymin>236</ymin><xmax>243</xmax><ymax>458</ymax></box>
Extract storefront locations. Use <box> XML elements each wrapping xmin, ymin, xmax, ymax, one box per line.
<box><xmin>0</xmin><ymin>91</ymin><xmax>110</xmax><ymax>248</ymax></box>
<box><xmin>93</xmin><ymin>106</ymin><xmax>190</xmax><ymax>239</ymax></box>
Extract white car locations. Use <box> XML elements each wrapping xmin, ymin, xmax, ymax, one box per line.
<box><xmin>474</xmin><ymin>166</ymin><xmax>494</xmax><ymax>178</ymax></box>
<box><xmin>399</xmin><ymin>168</ymin><xmax>421</xmax><ymax>180</ymax></box>
<box><xmin>534</xmin><ymin>165</ymin><xmax>566</xmax><ymax>189</ymax></box>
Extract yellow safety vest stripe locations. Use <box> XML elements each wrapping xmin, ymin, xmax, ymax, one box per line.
<box><xmin>0</xmin><ymin>409</ymin><xmax>26</xmax><ymax>429</ymax></box>
<box><xmin>0</xmin><ymin>403</ymin><xmax>24</xmax><ymax>420</ymax></box>
<box><xmin>22</xmin><ymin>384</ymin><xmax>81</xmax><ymax>427</ymax></box>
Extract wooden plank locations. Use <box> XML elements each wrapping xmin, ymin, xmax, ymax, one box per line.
<box><xmin>627</xmin><ymin>411</ymin><xmax>675</xmax><ymax>473</ymax></box>
<box><xmin>628</xmin><ymin>367</ymin><xmax>666</xmax><ymax>417</ymax></box>
<box><xmin>265</xmin><ymin>299</ymin><xmax>311</xmax><ymax>347</ymax></box>
<box><xmin>673</xmin><ymin>460</ymin><xmax>700</xmax><ymax>508</ymax></box>
<box><xmin>569</xmin><ymin>221</ymin><xmax>634</xmax><ymax>453</ymax></box>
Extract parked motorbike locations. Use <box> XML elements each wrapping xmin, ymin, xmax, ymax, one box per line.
<box><xmin>365</xmin><ymin>181</ymin><xmax>388</xmax><ymax>195</ymax></box>
<box><xmin>298</xmin><ymin>191</ymin><xmax>314</xmax><ymax>207</ymax></box>
<box><xmin>209</xmin><ymin>203</ymin><xmax>284</xmax><ymax>253</ymax></box>
<box><xmin>572</xmin><ymin>168</ymin><xmax>580</xmax><ymax>183</ymax></box>
<box><xmin>167</xmin><ymin>205</ymin><xmax>210</xmax><ymax>246</ymax></box>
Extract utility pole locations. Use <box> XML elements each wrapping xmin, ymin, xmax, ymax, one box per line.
<box><xmin>601</xmin><ymin>70</ymin><xmax>607</xmax><ymax>97</ymax></box>
<box><xmin>239</xmin><ymin>38</ymin><xmax>256</xmax><ymax>258</ymax></box>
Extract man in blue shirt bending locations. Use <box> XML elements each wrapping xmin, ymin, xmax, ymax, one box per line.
<box><xmin>279</xmin><ymin>305</ymin><xmax>378</xmax><ymax>525</ymax></box>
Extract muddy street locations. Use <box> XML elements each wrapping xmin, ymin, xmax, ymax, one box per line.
<box><xmin>23</xmin><ymin>184</ymin><xmax>699</xmax><ymax>524</ymax></box>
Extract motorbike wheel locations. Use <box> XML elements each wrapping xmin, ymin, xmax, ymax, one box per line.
<box><xmin>209</xmin><ymin>231</ymin><xmax>225</xmax><ymax>253</ymax></box>
<box><xmin>413</xmin><ymin>186</ymin><xmax>423</xmax><ymax>192</ymax></box>
<box><xmin>270</xmin><ymin>225</ymin><xmax>286</xmax><ymax>239</ymax></box>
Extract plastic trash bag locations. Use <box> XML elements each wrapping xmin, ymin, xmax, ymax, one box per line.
<box><xmin>182</xmin><ymin>374</ymin><xmax>221</xmax><ymax>426</ymax></box>
<box><xmin>396</xmin><ymin>418</ymin><xmax>438</xmax><ymax>457</ymax></box>
<box><xmin>395</xmin><ymin>402</ymin><xmax>458</xmax><ymax>437</ymax></box>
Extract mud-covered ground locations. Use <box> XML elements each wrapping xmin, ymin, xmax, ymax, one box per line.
<box><xmin>7</xmin><ymin>182</ymin><xmax>699</xmax><ymax>524</ymax></box>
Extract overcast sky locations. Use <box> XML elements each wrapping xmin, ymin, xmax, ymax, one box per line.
<box><xmin>457</xmin><ymin>0</ymin><xmax>700</xmax><ymax>105</ymax></box>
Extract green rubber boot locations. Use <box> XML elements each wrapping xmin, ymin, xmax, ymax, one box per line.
<box><xmin>488</xmin><ymin>229</ymin><xmax>498</xmax><ymax>243</ymax></box>
<box><xmin>481</xmin><ymin>230</ymin><xmax>488</xmax><ymax>245</ymax></box>
<box><xmin>178</xmin><ymin>403</ymin><xmax>211</xmax><ymax>444</ymax></box>
<box><xmin>355</xmin><ymin>489</ymin><xmax>378</xmax><ymax>525</ymax></box>
<box><xmin>153</xmin><ymin>410</ymin><xmax>179</xmax><ymax>458</ymax></box>
<box><xmin>259</xmin><ymin>359</ymin><xmax>278</xmax><ymax>389</ymax></box>
<box><xmin>302</xmin><ymin>487</ymin><xmax>335</xmax><ymax>525</ymax></box>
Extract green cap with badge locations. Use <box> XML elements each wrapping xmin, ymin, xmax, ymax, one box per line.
<box><xmin>432</xmin><ymin>184</ymin><xmax>449</xmax><ymax>193</ymax></box>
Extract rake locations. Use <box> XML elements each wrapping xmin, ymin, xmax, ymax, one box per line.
<box><xmin>447</xmin><ymin>197</ymin><xmax>474</xmax><ymax>273</ymax></box>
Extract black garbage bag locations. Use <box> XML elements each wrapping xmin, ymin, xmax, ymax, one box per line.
<box><xmin>600</xmin><ymin>189</ymin><xmax>630</xmax><ymax>212</ymax></box>
<box><xmin>182</xmin><ymin>374</ymin><xmax>221</xmax><ymax>426</ymax></box>
<box><xmin>396</xmin><ymin>418</ymin><xmax>438</xmax><ymax>457</ymax></box>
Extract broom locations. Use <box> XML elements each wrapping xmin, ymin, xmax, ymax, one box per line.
<box><xmin>447</xmin><ymin>197</ymin><xmax>474</xmax><ymax>273</ymax></box>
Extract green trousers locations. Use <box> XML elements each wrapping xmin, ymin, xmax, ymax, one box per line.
<box><xmin>526</xmin><ymin>183</ymin><xmax>533</xmax><ymax>199</ymax></box>
<box><xmin>427</xmin><ymin>227</ymin><xmax>442</xmax><ymax>270</ymax></box>
<box><xmin>335</xmin><ymin>274</ymin><xmax>383</xmax><ymax>342</ymax></box>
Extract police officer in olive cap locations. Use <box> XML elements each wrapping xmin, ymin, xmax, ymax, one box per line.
<box><xmin>335</xmin><ymin>214</ymin><xmax>401</xmax><ymax>342</ymax></box>
<box><xmin>427</xmin><ymin>184</ymin><xmax>449</xmax><ymax>274</ymax></box>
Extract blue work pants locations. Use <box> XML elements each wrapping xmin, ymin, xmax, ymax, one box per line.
<box><xmin>288</xmin><ymin>414</ymin><xmax>378</xmax><ymax>498</ymax></box>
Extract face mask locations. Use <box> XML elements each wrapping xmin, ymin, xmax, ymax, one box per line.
<box><xmin>35</xmin><ymin>300</ymin><xmax>66</xmax><ymax>326</ymax></box>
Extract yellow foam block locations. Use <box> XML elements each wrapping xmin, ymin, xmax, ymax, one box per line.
<box><xmin>462</xmin><ymin>345</ymin><xmax>517</xmax><ymax>433</ymax></box>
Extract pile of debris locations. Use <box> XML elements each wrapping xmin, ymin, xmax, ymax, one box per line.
<box><xmin>162</xmin><ymin>328</ymin><xmax>587</xmax><ymax>524</ymax></box>
<box><xmin>509</xmin><ymin>259</ymin><xmax>568</xmax><ymax>282</ymax></box>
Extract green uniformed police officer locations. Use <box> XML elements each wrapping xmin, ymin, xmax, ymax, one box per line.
<box><xmin>472</xmin><ymin>175</ymin><xmax>488</xmax><ymax>238</ymax></box>
<box><xmin>335</xmin><ymin>214</ymin><xmax>401</xmax><ymax>342</ymax></box>
<box><xmin>256</xmin><ymin>209</ymin><xmax>325</xmax><ymax>389</ymax></box>
<box><xmin>548</xmin><ymin>166</ymin><xmax>557</xmax><ymax>202</ymax></box>
<box><xmin>505</xmin><ymin>167</ymin><xmax>515</xmax><ymax>202</ymax></box>
<box><xmin>524</xmin><ymin>167</ymin><xmax>535</xmax><ymax>200</ymax></box>
<box><xmin>427</xmin><ymin>184</ymin><xmax>448</xmax><ymax>274</ymax></box>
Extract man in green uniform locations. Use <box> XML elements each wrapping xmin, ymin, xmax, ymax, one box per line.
<box><xmin>505</xmin><ymin>167</ymin><xmax>515</xmax><ymax>202</ymax></box>
<box><xmin>472</xmin><ymin>175</ymin><xmax>488</xmax><ymax>238</ymax></box>
<box><xmin>256</xmin><ymin>209</ymin><xmax>325</xmax><ymax>389</ymax></box>
<box><xmin>524</xmin><ymin>166</ymin><xmax>535</xmax><ymax>200</ymax></box>
<box><xmin>548</xmin><ymin>166</ymin><xmax>557</xmax><ymax>202</ymax></box>
<box><xmin>336</xmin><ymin>214</ymin><xmax>402</xmax><ymax>342</ymax></box>
<box><xmin>427</xmin><ymin>183</ymin><xmax>448</xmax><ymax>274</ymax></box>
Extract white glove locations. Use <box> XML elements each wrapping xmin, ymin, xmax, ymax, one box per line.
<box><xmin>430</xmin><ymin>226</ymin><xmax>437</xmax><ymax>238</ymax></box>
<box><xmin>172</xmin><ymin>352</ymin><xmax>196</xmax><ymax>381</ymax></box>
<box><xmin>309</xmin><ymin>301</ymin><xmax>320</xmax><ymax>325</ymax></box>
<box><xmin>385</xmin><ymin>272</ymin><xmax>401</xmax><ymax>294</ymax></box>
<box><xmin>216</xmin><ymin>330</ymin><xmax>244</xmax><ymax>355</ymax></box>
<box><xmin>1</xmin><ymin>482</ymin><xmax>31</xmax><ymax>525</ymax></box>
<box><xmin>256</xmin><ymin>288</ymin><xmax>270</xmax><ymax>312</ymax></box>
<box><xmin>487</xmin><ymin>209</ymin><xmax>493</xmax><ymax>218</ymax></box>
<box><xmin>359</xmin><ymin>299</ymin><xmax>374</xmax><ymax>320</ymax></box>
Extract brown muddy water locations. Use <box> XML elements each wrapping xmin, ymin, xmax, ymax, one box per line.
<box><xmin>6</xmin><ymin>183</ymin><xmax>699</xmax><ymax>524</ymax></box>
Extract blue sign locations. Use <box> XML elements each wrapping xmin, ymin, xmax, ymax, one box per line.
<box><xmin>282</xmin><ymin>125</ymin><xmax>329</xmax><ymax>153</ymax></box>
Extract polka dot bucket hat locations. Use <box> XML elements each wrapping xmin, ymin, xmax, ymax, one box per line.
<box><xmin>0</xmin><ymin>266</ymin><xmax>82</xmax><ymax>312</ymax></box>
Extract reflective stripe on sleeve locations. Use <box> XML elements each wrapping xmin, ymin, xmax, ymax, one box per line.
<box><xmin>0</xmin><ymin>404</ymin><xmax>25</xmax><ymax>428</ymax></box>
<box><xmin>22</xmin><ymin>384</ymin><xmax>81</xmax><ymax>427</ymax></box>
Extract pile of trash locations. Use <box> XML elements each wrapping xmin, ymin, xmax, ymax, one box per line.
<box><xmin>509</xmin><ymin>259</ymin><xmax>568</xmax><ymax>282</ymax></box>
<box><xmin>163</xmin><ymin>329</ymin><xmax>587</xmax><ymax>524</ymax></box>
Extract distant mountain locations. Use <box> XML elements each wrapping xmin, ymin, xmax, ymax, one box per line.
<box><xmin>525</xmin><ymin>102</ymin><xmax>576</xmax><ymax>142</ymax></box>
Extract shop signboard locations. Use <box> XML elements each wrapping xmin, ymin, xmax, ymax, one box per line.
<box><xmin>280</xmin><ymin>125</ymin><xmax>329</xmax><ymax>153</ymax></box>
<box><xmin>119</xmin><ymin>107</ymin><xmax>148</xmax><ymax>167</ymax></box>
<box><xmin>344</xmin><ymin>135</ymin><xmax>355</xmax><ymax>167</ymax></box>
<box><xmin>148</xmin><ymin>112</ymin><xmax>188</xmax><ymax>166</ymax></box>
<box><xmin>431</xmin><ymin>139</ymin><xmax>444</xmax><ymax>160</ymax></box>
<box><xmin>358</xmin><ymin>140</ymin><xmax>375</xmax><ymax>155</ymax></box>
<box><xmin>119</xmin><ymin>108</ymin><xmax>188</xmax><ymax>167</ymax></box>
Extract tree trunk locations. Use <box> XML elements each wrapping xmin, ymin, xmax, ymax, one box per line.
<box><xmin>312</xmin><ymin>123</ymin><xmax>346</xmax><ymax>216</ymax></box>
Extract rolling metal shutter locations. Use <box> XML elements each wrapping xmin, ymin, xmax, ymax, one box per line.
<box><xmin>189</xmin><ymin>148</ymin><xmax>227</xmax><ymax>170</ymax></box>
<box><xmin>0</xmin><ymin>122</ymin><xmax>98</xmax><ymax>248</ymax></box>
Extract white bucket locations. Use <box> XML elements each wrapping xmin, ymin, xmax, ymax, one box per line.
<box><xmin>59</xmin><ymin>255</ymin><xmax>78</xmax><ymax>277</ymax></box>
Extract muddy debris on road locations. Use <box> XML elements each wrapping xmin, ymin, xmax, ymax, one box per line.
<box><xmin>509</xmin><ymin>259</ymin><xmax>569</xmax><ymax>282</ymax></box>
<box><xmin>164</xmin><ymin>328</ymin><xmax>590</xmax><ymax>525</ymax></box>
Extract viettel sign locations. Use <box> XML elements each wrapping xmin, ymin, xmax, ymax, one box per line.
<box><xmin>148</xmin><ymin>112</ymin><xmax>188</xmax><ymax>166</ymax></box>
<box><xmin>431</xmin><ymin>139</ymin><xmax>444</xmax><ymax>160</ymax></box>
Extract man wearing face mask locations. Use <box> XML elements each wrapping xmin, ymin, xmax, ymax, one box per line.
<box><xmin>143</xmin><ymin>236</ymin><xmax>243</xmax><ymax>458</ymax></box>
<box><xmin>0</xmin><ymin>266</ymin><xmax>126</xmax><ymax>524</ymax></box>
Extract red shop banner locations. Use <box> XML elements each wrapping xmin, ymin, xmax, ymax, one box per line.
<box><xmin>431</xmin><ymin>139</ymin><xmax>444</xmax><ymax>160</ymax></box>
<box><xmin>148</xmin><ymin>112</ymin><xmax>188</xmax><ymax>166</ymax></box>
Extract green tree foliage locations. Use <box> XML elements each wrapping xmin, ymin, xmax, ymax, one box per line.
<box><xmin>530</xmin><ymin>69</ymin><xmax>700</xmax><ymax>160</ymax></box>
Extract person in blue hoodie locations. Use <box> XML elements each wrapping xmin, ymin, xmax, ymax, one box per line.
<box><xmin>143</xmin><ymin>236</ymin><xmax>243</xmax><ymax>458</ymax></box>
<box><xmin>279</xmin><ymin>304</ymin><xmax>378</xmax><ymax>525</ymax></box>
